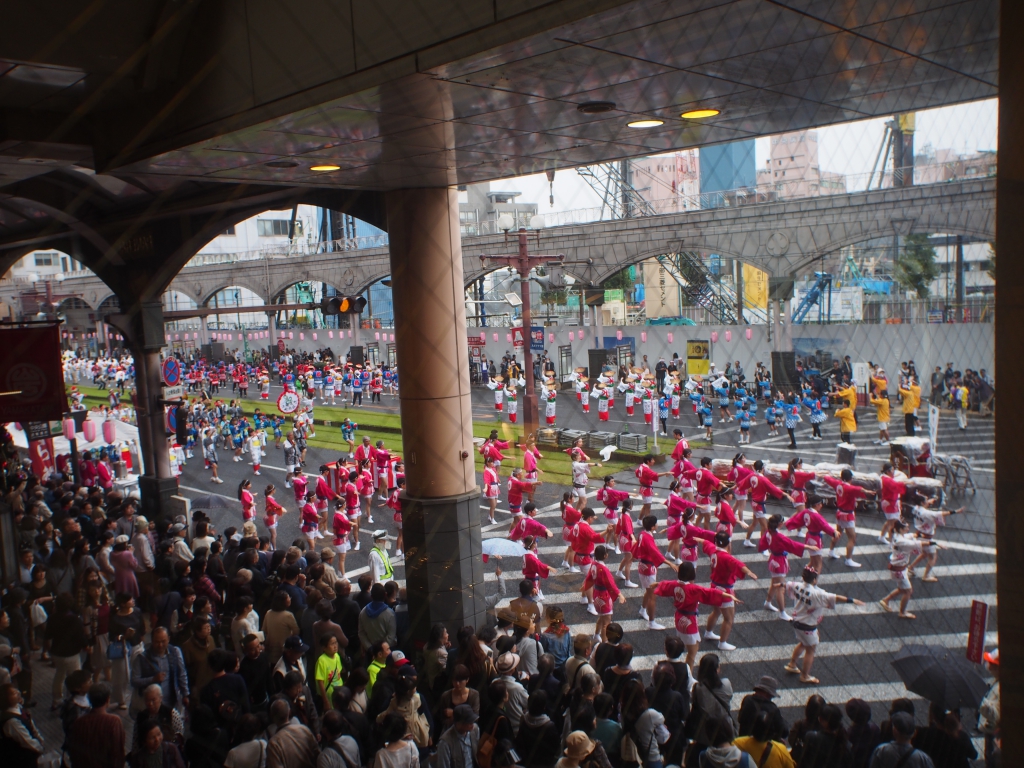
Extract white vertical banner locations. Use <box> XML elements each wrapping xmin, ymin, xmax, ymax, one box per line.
<box><xmin>928</xmin><ymin>404</ymin><xmax>940</xmax><ymax>448</ymax></box>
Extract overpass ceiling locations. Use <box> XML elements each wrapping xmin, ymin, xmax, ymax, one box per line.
<box><xmin>0</xmin><ymin>0</ymin><xmax>998</xmax><ymax>197</ymax></box>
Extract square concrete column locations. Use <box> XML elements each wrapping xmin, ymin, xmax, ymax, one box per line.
<box><xmin>386</xmin><ymin>187</ymin><xmax>486</xmax><ymax>641</ymax></box>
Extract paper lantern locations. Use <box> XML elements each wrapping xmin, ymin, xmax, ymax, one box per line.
<box><xmin>667</xmin><ymin>332</ymin><xmax>673</xmax><ymax>343</ymax></box>
<box><xmin>329</xmin><ymin>331</ymin><xmax>334</xmax><ymax>339</ymax></box>
<box><xmin>641</xmin><ymin>331</ymin><xmax>647</xmax><ymax>343</ymax></box>
<box><xmin>193</xmin><ymin>333</ymin><xmax>198</xmax><ymax>340</ymax></box>
<box><xmin>390</xmin><ymin>334</ymin><xmax>395</xmax><ymax>342</ymax></box>
<box><xmin>299</xmin><ymin>332</ymin><xmax>305</xmax><ymax>340</ymax></box>
<box><xmin>247</xmin><ymin>333</ymin><xmax>252</xmax><ymax>340</ymax></box>
<box><xmin>578</xmin><ymin>331</ymin><xmax>584</xmax><ymax>341</ymax></box>
<box><xmin>166</xmin><ymin>334</ymin><xmax>171</xmax><ymax>342</ymax></box>
<box><xmin>506</xmin><ymin>333</ymin><xmax>512</xmax><ymax>342</ymax></box>
<box><xmin>82</xmin><ymin>420</ymin><xmax>96</xmax><ymax>442</ymax></box>
<box><xmin>616</xmin><ymin>330</ymin><xmax>622</xmax><ymax>340</ymax></box>
<box><xmin>175</xmin><ymin>334</ymin><xmax>179</xmax><ymax>340</ymax></box>
<box><xmin>375</xmin><ymin>332</ymin><xmax>380</xmax><ymax>340</ymax></box>
<box><xmin>712</xmin><ymin>332</ymin><xmax>718</xmax><ymax>342</ymax></box>
<box><xmin>289</xmin><ymin>332</ymin><xmax>294</xmax><ymax>339</ymax></box>
<box><xmin>62</xmin><ymin>419</ymin><xmax>76</xmax><ymax>441</ymax></box>
<box><xmin>746</xmin><ymin>328</ymin><xmax>752</xmax><ymax>340</ymax></box>
<box><xmin>312</xmin><ymin>332</ymin><xmax>317</xmax><ymax>340</ymax></box>
<box><xmin>725</xmin><ymin>331</ymin><xmax>732</xmax><ymax>342</ymax></box>
<box><xmin>548</xmin><ymin>333</ymin><xmax>555</xmax><ymax>343</ymax></box>
<box><xmin>569</xmin><ymin>331</ymin><xmax>575</xmax><ymax>341</ymax></box>
<box><xmin>493</xmin><ymin>333</ymin><xmax>499</xmax><ymax>342</ymax></box>
<box><xmin>102</xmin><ymin>420</ymin><xmax>116</xmax><ymax>443</ymax></box>
<box><xmin>479</xmin><ymin>332</ymin><xmax>486</xmax><ymax>342</ymax></box>
<box><xmin>348</xmin><ymin>330</ymin><xmax>353</xmax><ymax>338</ymax></box>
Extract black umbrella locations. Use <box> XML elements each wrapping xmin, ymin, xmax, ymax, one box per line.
<box><xmin>187</xmin><ymin>493</ymin><xmax>234</xmax><ymax>511</ymax></box>
<box><xmin>891</xmin><ymin>644</ymin><xmax>990</xmax><ymax>711</ymax></box>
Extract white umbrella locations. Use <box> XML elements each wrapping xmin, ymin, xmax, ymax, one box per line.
<box><xmin>482</xmin><ymin>538</ymin><xmax>527</xmax><ymax>557</ymax></box>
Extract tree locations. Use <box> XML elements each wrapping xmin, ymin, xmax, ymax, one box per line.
<box><xmin>602</xmin><ymin>266</ymin><xmax>635</xmax><ymax>291</ymax></box>
<box><xmin>894</xmin><ymin>233</ymin><xmax>939</xmax><ymax>298</ymax></box>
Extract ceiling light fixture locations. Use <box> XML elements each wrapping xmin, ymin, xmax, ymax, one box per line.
<box><xmin>309</xmin><ymin>164</ymin><xmax>340</xmax><ymax>172</ymax></box>
<box><xmin>266</xmin><ymin>160</ymin><xmax>299</xmax><ymax>168</ymax></box>
<box><xmin>577</xmin><ymin>101</ymin><xmax>616</xmax><ymax>114</ymax></box>
<box><xmin>681</xmin><ymin>108</ymin><xmax>720</xmax><ymax>119</ymax></box>
<box><xmin>627</xmin><ymin>119</ymin><xmax>664</xmax><ymax>128</ymax></box>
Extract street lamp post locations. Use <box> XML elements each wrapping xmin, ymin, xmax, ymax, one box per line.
<box><xmin>482</xmin><ymin>215</ymin><xmax>563</xmax><ymax>440</ymax></box>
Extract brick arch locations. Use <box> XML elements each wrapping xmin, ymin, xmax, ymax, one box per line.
<box><xmin>199</xmin><ymin>282</ymin><xmax>269</xmax><ymax>307</ymax></box>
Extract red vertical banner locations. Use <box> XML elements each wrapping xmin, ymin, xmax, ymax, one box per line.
<box><xmin>966</xmin><ymin>599</ymin><xmax>989</xmax><ymax>663</ymax></box>
<box><xmin>28</xmin><ymin>438</ymin><xmax>56</xmax><ymax>479</ymax></box>
<box><xmin>0</xmin><ymin>325</ymin><xmax>67</xmax><ymax>422</ymax></box>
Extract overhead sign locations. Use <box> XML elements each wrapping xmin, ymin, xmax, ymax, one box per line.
<box><xmin>0</xmin><ymin>325</ymin><xmax>68</xmax><ymax>422</ymax></box>
<box><xmin>686</xmin><ymin>339</ymin><xmax>710</xmax><ymax>376</ymax></box>
<box><xmin>161</xmin><ymin>357</ymin><xmax>182</xmax><ymax>387</ymax></box>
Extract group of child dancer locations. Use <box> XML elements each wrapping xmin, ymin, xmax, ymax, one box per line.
<box><xmin>489</xmin><ymin>430</ymin><xmax>964</xmax><ymax>684</ymax></box>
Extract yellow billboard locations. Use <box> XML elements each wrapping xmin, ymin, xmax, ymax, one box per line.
<box><xmin>743</xmin><ymin>263</ymin><xmax>768</xmax><ymax>310</ymax></box>
<box><xmin>686</xmin><ymin>339</ymin><xmax>710</xmax><ymax>376</ymax></box>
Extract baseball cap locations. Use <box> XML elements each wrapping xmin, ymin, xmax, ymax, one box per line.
<box><xmin>453</xmin><ymin>704</ymin><xmax>478</xmax><ymax>725</ymax></box>
<box><xmin>389</xmin><ymin>650</ymin><xmax>410</xmax><ymax>667</ymax></box>
<box><xmin>283</xmin><ymin>635</ymin><xmax>310</xmax><ymax>653</ymax></box>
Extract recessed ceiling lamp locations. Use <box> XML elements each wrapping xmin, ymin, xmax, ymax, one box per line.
<box><xmin>681</xmin><ymin>108</ymin><xmax>720</xmax><ymax>119</ymax></box>
<box><xmin>266</xmin><ymin>160</ymin><xmax>298</xmax><ymax>168</ymax></box>
<box><xmin>627</xmin><ymin>119</ymin><xmax>664</xmax><ymax>128</ymax></box>
<box><xmin>309</xmin><ymin>164</ymin><xmax>340</xmax><ymax>172</ymax></box>
<box><xmin>577</xmin><ymin>101</ymin><xmax>616</xmax><ymax>114</ymax></box>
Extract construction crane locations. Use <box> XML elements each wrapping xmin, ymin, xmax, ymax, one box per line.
<box><xmin>791</xmin><ymin>272</ymin><xmax>833</xmax><ymax>324</ymax></box>
<box><xmin>576</xmin><ymin>159</ymin><xmax>766</xmax><ymax>324</ymax></box>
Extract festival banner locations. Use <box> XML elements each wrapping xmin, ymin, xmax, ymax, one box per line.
<box><xmin>0</xmin><ymin>325</ymin><xmax>68</xmax><ymax>422</ymax></box>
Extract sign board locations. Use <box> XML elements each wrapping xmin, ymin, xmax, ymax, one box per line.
<box><xmin>0</xmin><ymin>325</ymin><xmax>68</xmax><ymax>422</ymax></box>
<box><xmin>161</xmin><ymin>357</ymin><xmax>182</xmax><ymax>387</ymax></box>
<box><xmin>604</xmin><ymin>289</ymin><xmax>624</xmax><ymax>302</ymax></box>
<box><xmin>686</xmin><ymin>339</ymin><xmax>710</xmax><ymax>376</ymax></box>
<box><xmin>470</xmin><ymin>347</ymin><xmax>482</xmax><ymax>363</ymax></box>
<box><xmin>277</xmin><ymin>390</ymin><xmax>300</xmax><ymax>414</ymax></box>
<box><xmin>512</xmin><ymin>327</ymin><xmax>525</xmax><ymax>347</ymax></box>
<box><xmin>24</xmin><ymin>421</ymin><xmax>61</xmax><ymax>442</ymax></box>
<box><xmin>277</xmin><ymin>338</ymin><xmax>286</xmax><ymax>353</ymax></box>
<box><xmin>530</xmin><ymin>326</ymin><xmax>544</xmax><ymax>352</ymax></box>
<box><xmin>28</xmin><ymin>437</ymin><xmax>56</xmax><ymax>479</ymax></box>
<box><xmin>928</xmin><ymin>403</ymin><xmax>940</xmax><ymax>449</ymax></box>
<box><xmin>162</xmin><ymin>385</ymin><xmax>184</xmax><ymax>400</ymax></box>
<box><xmin>966</xmin><ymin>600</ymin><xmax>989</xmax><ymax>663</ymax></box>
<box><xmin>927</xmin><ymin>309</ymin><xmax>944</xmax><ymax>324</ymax></box>
<box><xmin>467</xmin><ymin>337</ymin><xmax>486</xmax><ymax>347</ymax></box>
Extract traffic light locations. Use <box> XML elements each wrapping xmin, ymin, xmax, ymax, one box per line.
<box><xmin>319</xmin><ymin>295</ymin><xmax>367</xmax><ymax>315</ymax></box>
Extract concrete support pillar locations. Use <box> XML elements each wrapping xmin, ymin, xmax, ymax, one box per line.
<box><xmin>772</xmin><ymin>299</ymin><xmax>782</xmax><ymax>352</ymax></box>
<box><xmin>200</xmin><ymin>316</ymin><xmax>209</xmax><ymax>345</ymax></box>
<box><xmin>95</xmin><ymin>320</ymin><xmax>109</xmax><ymax>355</ymax></box>
<box><xmin>266</xmin><ymin>313</ymin><xmax>276</xmax><ymax>356</ymax></box>
<box><xmin>386</xmin><ymin>187</ymin><xmax>486</xmax><ymax>642</ymax></box>
<box><xmin>996</xmin><ymin>1</ymin><xmax>1023</xmax><ymax>754</ymax></box>
<box><xmin>122</xmin><ymin>302</ymin><xmax>177</xmax><ymax>520</ymax></box>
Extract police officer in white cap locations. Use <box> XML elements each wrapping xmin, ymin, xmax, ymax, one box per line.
<box><xmin>368</xmin><ymin>530</ymin><xmax>394</xmax><ymax>584</ymax></box>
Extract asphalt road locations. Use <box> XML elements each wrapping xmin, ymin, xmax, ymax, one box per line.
<box><xmin>176</xmin><ymin>384</ymin><xmax>997</xmax><ymax>734</ymax></box>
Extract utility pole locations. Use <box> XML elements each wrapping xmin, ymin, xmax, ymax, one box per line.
<box><xmin>481</xmin><ymin>222</ymin><xmax>563</xmax><ymax>440</ymax></box>
<box><xmin>955</xmin><ymin>234</ymin><xmax>965</xmax><ymax>320</ymax></box>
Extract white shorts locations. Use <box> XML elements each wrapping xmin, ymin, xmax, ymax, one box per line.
<box><xmin>878</xmin><ymin>421</ymin><xmax>889</xmax><ymax>431</ymax></box>
<box><xmin>638</xmin><ymin>572</ymin><xmax>657</xmax><ymax>590</ymax></box>
<box><xmin>839</xmin><ymin>518</ymin><xmax>857</xmax><ymax>529</ymax></box>
<box><xmin>640</xmin><ymin>489</ymin><xmax>654</xmax><ymax>504</ymax></box>
<box><xmin>920</xmin><ymin>540</ymin><xmax>937</xmax><ymax>554</ymax></box>
<box><xmin>334</xmin><ymin>539</ymin><xmax>352</xmax><ymax>553</ymax></box>
<box><xmin>677</xmin><ymin>630</ymin><xmax>701</xmax><ymax>646</ymax></box>
<box><xmin>891</xmin><ymin>569</ymin><xmax>911</xmax><ymax>590</ymax></box>
<box><xmin>882</xmin><ymin>500</ymin><xmax>901</xmax><ymax>521</ymax></box>
<box><xmin>734</xmin><ymin>491</ymin><xmax>748</xmax><ymax>501</ymax></box>
<box><xmin>720</xmin><ymin>599</ymin><xmax>735</xmax><ymax>609</ymax></box>
<box><xmin>793</xmin><ymin>625</ymin><xmax>820</xmax><ymax>647</ymax></box>
<box><xmin>753</xmin><ymin>502</ymin><xmax>767</xmax><ymax>520</ymax></box>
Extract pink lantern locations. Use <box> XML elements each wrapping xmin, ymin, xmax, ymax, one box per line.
<box><xmin>62</xmin><ymin>418</ymin><xmax>76</xmax><ymax>441</ymax></box>
<box><xmin>82</xmin><ymin>420</ymin><xmax>96</xmax><ymax>442</ymax></box>
<box><xmin>616</xmin><ymin>330</ymin><xmax>623</xmax><ymax>340</ymax></box>
<box><xmin>569</xmin><ymin>331</ymin><xmax>575</xmax><ymax>341</ymax></box>
<box><xmin>375</xmin><ymin>332</ymin><xmax>380</xmax><ymax>341</ymax></box>
<box><xmin>247</xmin><ymin>333</ymin><xmax>252</xmax><ymax>340</ymax></box>
<box><xmin>193</xmin><ymin>332</ymin><xmax>198</xmax><ymax>339</ymax></box>
<box><xmin>506</xmin><ymin>333</ymin><xmax>513</xmax><ymax>342</ymax></box>
<box><xmin>641</xmin><ymin>331</ymin><xmax>647</xmax><ymax>343</ymax></box>
<box><xmin>289</xmin><ymin>332</ymin><xmax>294</xmax><ymax>339</ymax></box>
<box><xmin>667</xmin><ymin>332</ymin><xmax>674</xmax><ymax>343</ymax></box>
<box><xmin>712</xmin><ymin>332</ymin><xmax>719</xmax><ymax>342</ymax></box>
<box><xmin>493</xmin><ymin>333</ymin><xmax>498</xmax><ymax>342</ymax></box>
<box><xmin>329</xmin><ymin>331</ymin><xmax>334</xmax><ymax>339</ymax></box>
<box><xmin>746</xmin><ymin>328</ymin><xmax>752</xmax><ymax>340</ymax></box>
<box><xmin>299</xmin><ymin>332</ymin><xmax>305</xmax><ymax>340</ymax></box>
<box><xmin>102</xmin><ymin>420</ymin><xmax>116</xmax><ymax>443</ymax></box>
<box><xmin>725</xmin><ymin>331</ymin><xmax>732</xmax><ymax>342</ymax></box>
<box><xmin>312</xmin><ymin>332</ymin><xmax>317</xmax><ymax>340</ymax></box>
<box><xmin>390</xmin><ymin>334</ymin><xmax>395</xmax><ymax>342</ymax></box>
<box><xmin>166</xmin><ymin>334</ymin><xmax>171</xmax><ymax>342</ymax></box>
<box><xmin>479</xmin><ymin>332</ymin><xmax>486</xmax><ymax>342</ymax></box>
<box><xmin>348</xmin><ymin>330</ymin><xmax>353</xmax><ymax>338</ymax></box>
<box><xmin>578</xmin><ymin>330</ymin><xmax>584</xmax><ymax>341</ymax></box>
<box><xmin>548</xmin><ymin>333</ymin><xmax>555</xmax><ymax>343</ymax></box>
<box><xmin>175</xmin><ymin>334</ymin><xmax>180</xmax><ymax>340</ymax></box>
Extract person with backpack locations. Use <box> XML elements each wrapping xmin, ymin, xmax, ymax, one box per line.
<box><xmin>684</xmin><ymin>655</ymin><xmax>734</xmax><ymax>768</ymax></box>
<box><xmin>696</xmin><ymin>714</ymin><xmax>752</xmax><ymax>768</ymax></box>
<box><xmin>734</xmin><ymin>709</ymin><xmax>795</xmax><ymax>768</ymax></box>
